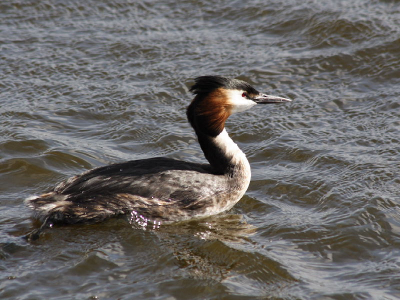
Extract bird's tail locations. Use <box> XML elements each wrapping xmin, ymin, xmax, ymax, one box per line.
<box><xmin>24</xmin><ymin>193</ymin><xmax>70</xmax><ymax>241</ymax></box>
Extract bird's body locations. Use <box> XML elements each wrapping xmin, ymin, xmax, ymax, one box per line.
<box><xmin>25</xmin><ymin>76</ymin><xmax>290</xmax><ymax>239</ymax></box>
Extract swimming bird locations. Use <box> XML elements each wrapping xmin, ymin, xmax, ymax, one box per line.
<box><xmin>25</xmin><ymin>76</ymin><xmax>291</xmax><ymax>239</ymax></box>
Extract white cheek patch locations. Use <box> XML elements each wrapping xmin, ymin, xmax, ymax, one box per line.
<box><xmin>227</xmin><ymin>89</ymin><xmax>257</xmax><ymax>114</ymax></box>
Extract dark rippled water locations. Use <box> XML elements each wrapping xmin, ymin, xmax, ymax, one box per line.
<box><xmin>1</xmin><ymin>0</ymin><xmax>400</xmax><ymax>299</ymax></box>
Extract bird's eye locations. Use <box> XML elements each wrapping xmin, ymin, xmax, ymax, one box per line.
<box><xmin>242</xmin><ymin>92</ymin><xmax>247</xmax><ymax>98</ymax></box>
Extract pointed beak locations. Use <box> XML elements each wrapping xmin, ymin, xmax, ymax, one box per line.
<box><xmin>253</xmin><ymin>93</ymin><xmax>292</xmax><ymax>104</ymax></box>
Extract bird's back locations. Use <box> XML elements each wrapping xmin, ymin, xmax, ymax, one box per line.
<box><xmin>26</xmin><ymin>157</ymin><xmax>239</xmax><ymax>225</ymax></box>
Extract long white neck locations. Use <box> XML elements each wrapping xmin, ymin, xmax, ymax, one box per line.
<box><xmin>213</xmin><ymin>128</ymin><xmax>248</xmax><ymax>168</ymax></box>
<box><xmin>196</xmin><ymin>127</ymin><xmax>251</xmax><ymax>180</ymax></box>
<box><xmin>186</xmin><ymin>88</ymin><xmax>254</xmax><ymax>177</ymax></box>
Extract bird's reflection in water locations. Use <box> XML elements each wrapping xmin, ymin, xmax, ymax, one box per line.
<box><xmin>128</xmin><ymin>212</ymin><xmax>256</xmax><ymax>243</ymax></box>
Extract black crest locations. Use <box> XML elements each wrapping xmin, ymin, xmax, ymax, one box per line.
<box><xmin>190</xmin><ymin>76</ymin><xmax>259</xmax><ymax>95</ymax></box>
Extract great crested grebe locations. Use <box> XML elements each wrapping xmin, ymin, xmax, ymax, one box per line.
<box><xmin>25</xmin><ymin>76</ymin><xmax>291</xmax><ymax>239</ymax></box>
